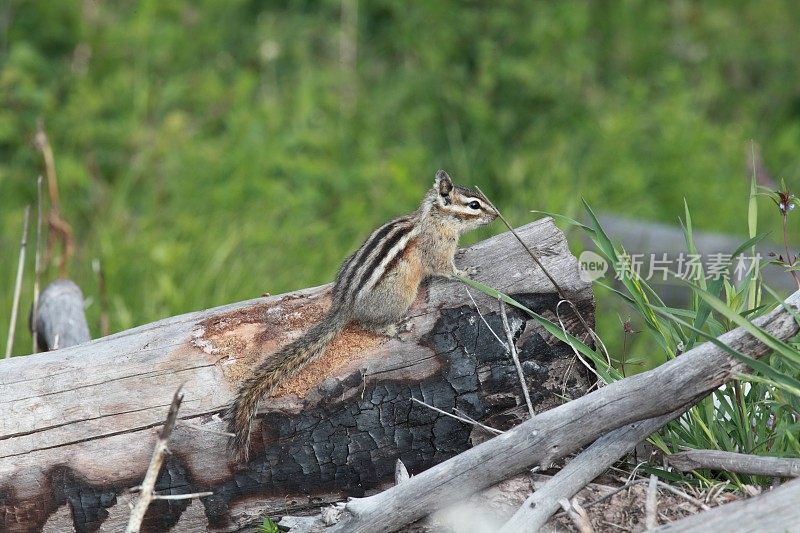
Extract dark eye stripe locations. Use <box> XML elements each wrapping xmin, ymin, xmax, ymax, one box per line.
<box><xmin>352</xmin><ymin>223</ymin><xmax>413</xmax><ymax>296</ymax></box>
<box><xmin>336</xmin><ymin>217</ymin><xmax>410</xmax><ymax>296</ymax></box>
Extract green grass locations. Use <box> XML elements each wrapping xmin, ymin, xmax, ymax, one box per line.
<box><xmin>4</xmin><ymin>2</ymin><xmax>800</xmax><ymax>354</ymax></box>
<box><xmin>468</xmin><ymin>183</ymin><xmax>800</xmax><ymax>490</ymax></box>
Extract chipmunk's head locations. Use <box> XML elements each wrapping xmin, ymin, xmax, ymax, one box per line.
<box><xmin>431</xmin><ymin>169</ymin><xmax>498</xmax><ymax>232</ymax></box>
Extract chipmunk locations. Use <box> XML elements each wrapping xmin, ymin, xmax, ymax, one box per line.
<box><xmin>225</xmin><ymin>170</ymin><xmax>497</xmax><ymax>460</ymax></box>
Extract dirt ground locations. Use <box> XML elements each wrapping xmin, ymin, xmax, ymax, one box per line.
<box><xmin>407</xmin><ymin>471</ymin><xmax>742</xmax><ymax>533</ymax></box>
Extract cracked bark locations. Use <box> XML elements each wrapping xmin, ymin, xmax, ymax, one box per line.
<box><xmin>0</xmin><ymin>219</ymin><xmax>593</xmax><ymax>532</ymax></box>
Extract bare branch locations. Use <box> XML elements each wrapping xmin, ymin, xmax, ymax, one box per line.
<box><xmin>32</xmin><ymin>176</ymin><xmax>43</xmax><ymax>354</ymax></box>
<box><xmin>410</xmin><ymin>397</ymin><xmax>503</xmax><ymax>436</ymax></box>
<box><xmin>125</xmin><ymin>385</ymin><xmax>185</xmax><ymax>533</ymax></box>
<box><xmin>500</xmin><ymin>300</ymin><xmax>534</xmax><ymax>418</ymax></box>
<box><xmin>151</xmin><ymin>492</ymin><xmax>213</xmax><ymax>500</ymax></box>
<box><xmin>583</xmin><ymin>478</ymin><xmax>710</xmax><ymax>513</ymax></box>
<box><xmin>668</xmin><ymin>449</ymin><xmax>800</xmax><ymax>478</ymax></box>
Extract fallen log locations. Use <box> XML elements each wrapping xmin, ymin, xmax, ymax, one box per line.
<box><xmin>326</xmin><ymin>291</ymin><xmax>800</xmax><ymax>533</ymax></box>
<box><xmin>667</xmin><ymin>449</ymin><xmax>800</xmax><ymax>478</ymax></box>
<box><xmin>0</xmin><ymin>219</ymin><xmax>593</xmax><ymax>533</ymax></box>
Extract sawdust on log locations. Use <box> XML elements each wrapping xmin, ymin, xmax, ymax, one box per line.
<box><xmin>198</xmin><ymin>289</ymin><xmax>387</xmax><ymax>397</ymax></box>
<box><xmin>270</xmin><ymin>325</ymin><xmax>384</xmax><ymax>398</ymax></box>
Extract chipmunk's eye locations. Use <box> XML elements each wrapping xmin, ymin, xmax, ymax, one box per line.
<box><xmin>468</xmin><ymin>201</ymin><xmax>481</xmax><ymax>210</ymax></box>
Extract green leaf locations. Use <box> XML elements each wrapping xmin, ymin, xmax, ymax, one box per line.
<box><xmin>530</xmin><ymin>210</ymin><xmax>595</xmax><ymax>234</ymax></box>
<box><xmin>748</xmin><ymin>143</ymin><xmax>759</xmax><ymax>241</ymax></box>
<box><xmin>651</xmin><ymin>305</ymin><xmax>800</xmax><ymax>393</ymax></box>
<box><xmin>458</xmin><ymin>276</ymin><xmax>622</xmax><ymax>383</ymax></box>
<box><xmin>684</xmin><ymin>279</ymin><xmax>800</xmax><ymax>369</ymax></box>
<box><xmin>257</xmin><ymin>517</ymin><xmax>279</xmax><ymax>533</ymax></box>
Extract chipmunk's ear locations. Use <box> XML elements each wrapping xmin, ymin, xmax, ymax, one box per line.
<box><xmin>435</xmin><ymin>170</ymin><xmax>453</xmax><ymax>204</ymax></box>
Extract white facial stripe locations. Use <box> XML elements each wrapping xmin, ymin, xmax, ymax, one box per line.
<box><xmin>447</xmin><ymin>203</ymin><xmax>483</xmax><ymax>217</ymax></box>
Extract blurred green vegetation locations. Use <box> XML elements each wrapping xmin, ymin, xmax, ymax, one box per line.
<box><xmin>3</xmin><ymin>1</ymin><xmax>800</xmax><ymax>355</ymax></box>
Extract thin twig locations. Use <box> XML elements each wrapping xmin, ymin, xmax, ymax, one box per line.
<box><xmin>499</xmin><ymin>299</ymin><xmax>535</xmax><ymax>418</ymax></box>
<box><xmin>645</xmin><ymin>474</ymin><xmax>659</xmax><ymax>529</ymax></box>
<box><xmin>599</xmin><ymin>520</ymin><xmax>629</xmax><ymax>531</ymax></box>
<box><xmin>466</xmin><ymin>286</ymin><xmax>534</xmax><ymax>415</ymax></box>
<box><xmin>477</xmin><ymin>186</ymin><xmax>565</xmax><ymax>297</ymax></box>
<box><xmin>32</xmin><ymin>176</ymin><xmax>43</xmax><ymax>353</ymax></box>
<box><xmin>555</xmin><ymin>301</ymin><xmax>608</xmax><ymax>388</ymax></box>
<box><xmin>559</xmin><ymin>498</ymin><xmax>594</xmax><ymax>533</ymax></box>
<box><xmin>452</xmin><ymin>407</ymin><xmax>503</xmax><ymax>435</ymax></box>
<box><xmin>151</xmin><ymin>492</ymin><xmax>213</xmax><ymax>500</ymax></box>
<box><xmin>476</xmin><ymin>186</ymin><xmax>605</xmax><ymax>361</ymax></box>
<box><xmin>655</xmin><ymin>480</ymin><xmax>711</xmax><ymax>511</ymax></box>
<box><xmin>556</xmin><ymin>299</ymin><xmax>611</xmax><ymax>367</ymax></box>
<box><xmin>126</xmin><ymin>385</ymin><xmax>185</xmax><ymax>533</ymax></box>
<box><xmin>92</xmin><ymin>258</ymin><xmax>110</xmax><ymax>337</ymax></box>
<box><xmin>464</xmin><ymin>286</ymin><xmax>506</xmax><ymax>348</ymax></box>
<box><xmin>410</xmin><ymin>397</ymin><xmax>503</xmax><ymax>435</ymax></box>
<box><xmin>705</xmin><ymin>480</ymin><xmax>730</xmax><ymax>505</ymax></box>
<box><xmin>584</xmin><ymin>477</ymin><xmax>710</xmax><ymax>512</ymax></box>
<box><xmin>6</xmin><ymin>206</ymin><xmax>31</xmax><ymax>359</ymax></box>
<box><xmin>625</xmin><ymin>461</ymin><xmax>648</xmax><ymax>484</ymax></box>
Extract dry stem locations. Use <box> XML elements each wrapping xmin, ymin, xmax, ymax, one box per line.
<box><xmin>34</xmin><ymin>119</ymin><xmax>74</xmax><ymax>278</ymax></box>
<box><xmin>125</xmin><ymin>385</ymin><xmax>185</xmax><ymax>533</ymax></box>
<box><xmin>6</xmin><ymin>206</ymin><xmax>31</xmax><ymax>358</ymax></box>
<box><xmin>31</xmin><ymin>176</ymin><xmax>44</xmax><ymax>353</ymax></box>
<box><xmin>410</xmin><ymin>397</ymin><xmax>503</xmax><ymax>436</ymax></box>
<box><xmin>500</xmin><ymin>299</ymin><xmax>535</xmax><ymax>418</ymax></box>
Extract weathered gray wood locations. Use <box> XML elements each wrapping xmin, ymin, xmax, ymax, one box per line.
<box><xmin>31</xmin><ymin>278</ymin><xmax>91</xmax><ymax>351</ymax></box>
<box><xmin>668</xmin><ymin>449</ymin><xmax>800</xmax><ymax>478</ymax></box>
<box><xmin>651</xmin><ymin>477</ymin><xmax>800</xmax><ymax>532</ymax></box>
<box><xmin>0</xmin><ymin>219</ymin><xmax>592</xmax><ymax>533</ymax></box>
<box><xmin>498</xmin><ymin>408</ymin><xmax>687</xmax><ymax>533</ymax></box>
<box><xmin>328</xmin><ymin>290</ymin><xmax>800</xmax><ymax>533</ymax></box>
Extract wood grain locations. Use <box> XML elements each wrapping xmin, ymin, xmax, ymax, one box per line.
<box><xmin>0</xmin><ymin>218</ymin><xmax>592</xmax><ymax>533</ymax></box>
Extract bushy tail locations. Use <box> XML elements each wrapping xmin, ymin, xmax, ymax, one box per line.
<box><xmin>225</xmin><ymin>309</ymin><xmax>348</xmax><ymax>461</ymax></box>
